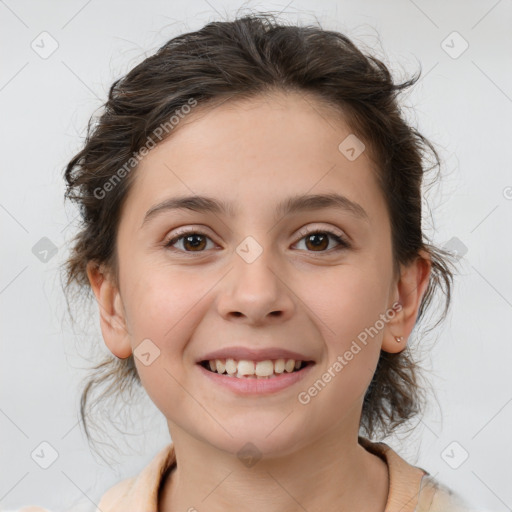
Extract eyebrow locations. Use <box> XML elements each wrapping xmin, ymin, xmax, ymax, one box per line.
<box><xmin>141</xmin><ymin>192</ymin><xmax>370</xmax><ymax>227</ymax></box>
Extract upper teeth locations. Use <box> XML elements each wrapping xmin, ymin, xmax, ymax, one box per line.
<box><xmin>208</xmin><ymin>358</ymin><xmax>302</xmax><ymax>377</ymax></box>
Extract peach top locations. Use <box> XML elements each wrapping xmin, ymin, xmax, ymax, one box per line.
<box><xmin>96</xmin><ymin>436</ymin><xmax>475</xmax><ymax>511</ymax></box>
<box><xmin>14</xmin><ymin>436</ymin><xmax>478</xmax><ymax>512</ymax></box>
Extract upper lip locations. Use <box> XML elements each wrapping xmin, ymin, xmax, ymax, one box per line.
<box><xmin>197</xmin><ymin>346</ymin><xmax>315</xmax><ymax>363</ymax></box>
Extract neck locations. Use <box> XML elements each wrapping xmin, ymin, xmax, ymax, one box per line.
<box><xmin>159</xmin><ymin>427</ymin><xmax>389</xmax><ymax>512</ymax></box>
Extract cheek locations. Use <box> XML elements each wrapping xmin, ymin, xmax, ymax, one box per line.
<box><xmin>313</xmin><ymin>264</ymin><xmax>390</xmax><ymax>343</ymax></box>
<box><xmin>302</xmin><ymin>269</ymin><xmax>386</xmax><ymax>416</ymax></box>
<box><xmin>122</xmin><ymin>265</ymin><xmax>212</xmax><ymax>415</ymax></box>
<box><xmin>121</xmin><ymin>260</ymin><xmax>210</xmax><ymax>352</ymax></box>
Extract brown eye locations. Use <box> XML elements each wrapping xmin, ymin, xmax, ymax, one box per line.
<box><xmin>294</xmin><ymin>229</ymin><xmax>350</xmax><ymax>253</ymax></box>
<box><xmin>164</xmin><ymin>232</ymin><xmax>213</xmax><ymax>252</ymax></box>
<box><xmin>304</xmin><ymin>232</ymin><xmax>330</xmax><ymax>251</ymax></box>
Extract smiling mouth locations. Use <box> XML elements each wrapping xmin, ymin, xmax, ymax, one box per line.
<box><xmin>198</xmin><ymin>358</ymin><xmax>314</xmax><ymax>379</ymax></box>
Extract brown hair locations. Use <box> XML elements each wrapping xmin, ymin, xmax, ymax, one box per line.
<box><xmin>62</xmin><ymin>12</ymin><xmax>456</xmax><ymax>458</ymax></box>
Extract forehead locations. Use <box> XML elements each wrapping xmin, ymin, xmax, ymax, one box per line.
<box><xmin>120</xmin><ymin>91</ymin><xmax>387</xmax><ymax>228</ymax></box>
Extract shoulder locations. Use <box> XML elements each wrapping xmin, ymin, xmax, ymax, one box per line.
<box><xmin>417</xmin><ymin>473</ymin><xmax>487</xmax><ymax>512</ymax></box>
<box><xmin>96</xmin><ymin>475</ymin><xmax>137</xmax><ymax>510</ymax></box>
<box><xmin>357</xmin><ymin>436</ymin><xmax>494</xmax><ymax>512</ymax></box>
<box><xmin>96</xmin><ymin>442</ymin><xmax>176</xmax><ymax>511</ymax></box>
<box><xmin>1</xmin><ymin>446</ymin><xmax>175</xmax><ymax>512</ymax></box>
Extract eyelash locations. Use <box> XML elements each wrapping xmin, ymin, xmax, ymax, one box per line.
<box><xmin>163</xmin><ymin>227</ymin><xmax>351</xmax><ymax>255</ymax></box>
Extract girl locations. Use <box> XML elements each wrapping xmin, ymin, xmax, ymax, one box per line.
<box><xmin>25</xmin><ymin>11</ymin><xmax>484</xmax><ymax>512</ymax></box>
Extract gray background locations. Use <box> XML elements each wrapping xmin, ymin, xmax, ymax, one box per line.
<box><xmin>1</xmin><ymin>0</ymin><xmax>511</xmax><ymax>510</ymax></box>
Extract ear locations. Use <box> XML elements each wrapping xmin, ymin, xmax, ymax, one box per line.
<box><xmin>382</xmin><ymin>250</ymin><xmax>432</xmax><ymax>353</ymax></box>
<box><xmin>86</xmin><ymin>260</ymin><xmax>132</xmax><ymax>359</ymax></box>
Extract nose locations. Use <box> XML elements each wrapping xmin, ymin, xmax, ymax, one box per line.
<box><xmin>216</xmin><ymin>241</ymin><xmax>296</xmax><ymax>325</ymax></box>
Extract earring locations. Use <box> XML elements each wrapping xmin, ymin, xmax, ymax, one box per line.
<box><xmin>395</xmin><ymin>336</ymin><xmax>403</xmax><ymax>343</ymax></box>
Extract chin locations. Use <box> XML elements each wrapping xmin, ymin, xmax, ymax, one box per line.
<box><xmin>204</xmin><ymin>424</ymin><xmax>307</xmax><ymax>460</ymax></box>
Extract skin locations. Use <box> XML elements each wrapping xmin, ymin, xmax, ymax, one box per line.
<box><xmin>87</xmin><ymin>91</ymin><xmax>431</xmax><ymax>512</ymax></box>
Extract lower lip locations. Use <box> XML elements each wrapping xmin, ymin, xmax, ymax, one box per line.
<box><xmin>196</xmin><ymin>363</ymin><xmax>315</xmax><ymax>395</ymax></box>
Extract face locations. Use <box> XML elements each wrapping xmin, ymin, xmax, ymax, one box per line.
<box><xmin>89</xmin><ymin>91</ymin><xmax>429</xmax><ymax>457</ymax></box>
